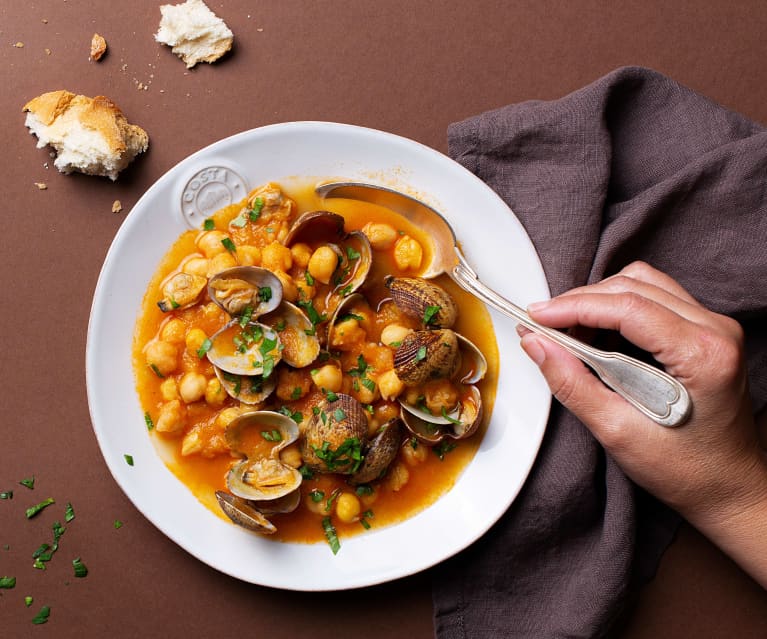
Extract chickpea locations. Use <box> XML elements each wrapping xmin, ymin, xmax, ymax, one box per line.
<box><xmin>310</xmin><ymin>364</ymin><xmax>343</xmax><ymax>393</ymax></box>
<box><xmin>201</xmin><ymin>302</ymin><xmax>226</xmax><ymax>323</ymax></box>
<box><xmin>207</xmin><ymin>251</ymin><xmax>237</xmax><ymax>277</ymax></box>
<box><xmin>155</xmin><ymin>399</ymin><xmax>185</xmax><ymax>434</ymax></box>
<box><xmin>261</xmin><ymin>241</ymin><xmax>293</xmax><ymax>273</ymax></box>
<box><xmin>237</xmin><ymin>245</ymin><xmax>261</xmax><ymax>267</ymax></box>
<box><xmin>185</xmin><ymin>327</ymin><xmax>209</xmax><ymax>357</ymax></box>
<box><xmin>401</xmin><ymin>438</ymin><xmax>428</xmax><ymax>466</ymax></box>
<box><xmin>304</xmin><ymin>490</ymin><xmax>329</xmax><ymax>515</ymax></box>
<box><xmin>180</xmin><ymin>427</ymin><xmax>203</xmax><ymax>456</ymax></box>
<box><xmin>179</xmin><ymin>371</ymin><xmax>207</xmax><ymax>403</ymax></box>
<box><xmin>160</xmin><ymin>377</ymin><xmax>179</xmax><ymax>401</ymax></box>
<box><xmin>377</xmin><ymin>369</ymin><xmax>404</xmax><ymax>401</ymax></box>
<box><xmin>351</xmin><ymin>379</ymin><xmax>378</xmax><ymax>405</ymax></box>
<box><xmin>330</xmin><ymin>317</ymin><xmax>366</xmax><ymax>350</ymax></box>
<box><xmin>335</xmin><ymin>492</ymin><xmax>361</xmax><ymax>523</ymax></box>
<box><xmin>385</xmin><ymin>462</ymin><xmax>410</xmax><ymax>492</ymax></box>
<box><xmin>279</xmin><ymin>444</ymin><xmax>303</xmax><ymax>469</ymax></box>
<box><xmin>145</xmin><ymin>340</ymin><xmax>178</xmax><ymax>377</ymax></box>
<box><xmin>290</xmin><ymin>243</ymin><xmax>313</xmax><ymax>269</ymax></box>
<box><xmin>273</xmin><ymin>270</ymin><xmax>299</xmax><ymax>302</ymax></box>
<box><xmin>373</xmin><ymin>401</ymin><xmax>400</xmax><ymax>424</ymax></box>
<box><xmin>215</xmin><ymin>406</ymin><xmax>245</xmax><ymax>429</ymax></box>
<box><xmin>423</xmin><ymin>379</ymin><xmax>459</xmax><ymax>415</ymax></box>
<box><xmin>380</xmin><ymin>323</ymin><xmax>413</xmax><ymax>347</ymax></box>
<box><xmin>181</xmin><ymin>256</ymin><xmax>210</xmax><ymax>278</ymax></box>
<box><xmin>366</xmin><ymin>417</ymin><xmax>381</xmax><ymax>439</ymax></box>
<box><xmin>196</xmin><ymin>230</ymin><xmax>231</xmax><ymax>258</ymax></box>
<box><xmin>362</xmin><ymin>221</ymin><xmax>398</xmax><ymax>250</ymax></box>
<box><xmin>204</xmin><ymin>378</ymin><xmax>227</xmax><ymax>406</ymax></box>
<box><xmin>393</xmin><ymin>235</ymin><xmax>423</xmax><ymax>271</ymax></box>
<box><xmin>160</xmin><ymin>318</ymin><xmax>186</xmax><ymax>344</ymax></box>
<box><xmin>276</xmin><ymin>367</ymin><xmax>311</xmax><ymax>401</ymax></box>
<box><xmin>307</xmin><ymin>245</ymin><xmax>339</xmax><ymax>284</ymax></box>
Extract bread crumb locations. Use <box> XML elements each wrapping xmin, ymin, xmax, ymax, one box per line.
<box><xmin>14</xmin><ymin>42</ymin><xmax>24</xmax><ymax>48</ymax></box>
<box><xmin>42</xmin><ymin>18</ymin><xmax>48</xmax><ymax>24</ymax></box>
<box><xmin>44</xmin><ymin>48</ymin><xmax>52</xmax><ymax>55</ymax></box>
<box><xmin>35</xmin><ymin>182</ymin><xmax>48</xmax><ymax>190</ymax></box>
<box><xmin>90</xmin><ymin>33</ymin><xmax>107</xmax><ymax>61</ymax></box>
<box><xmin>23</xmin><ymin>90</ymin><xmax>149</xmax><ymax>181</ymax></box>
<box><xmin>155</xmin><ymin>0</ymin><xmax>233</xmax><ymax>69</ymax></box>
<box><xmin>112</xmin><ymin>200</ymin><xmax>123</xmax><ymax>213</ymax></box>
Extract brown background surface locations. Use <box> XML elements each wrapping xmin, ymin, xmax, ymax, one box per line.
<box><xmin>2</xmin><ymin>2</ymin><xmax>766</xmax><ymax>637</ymax></box>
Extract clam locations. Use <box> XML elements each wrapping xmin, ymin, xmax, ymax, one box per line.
<box><xmin>455</xmin><ymin>333</ymin><xmax>488</xmax><ymax>384</ymax></box>
<box><xmin>206</xmin><ymin>320</ymin><xmax>282</xmax><ymax>377</ymax></box>
<box><xmin>300</xmin><ymin>393</ymin><xmax>368</xmax><ymax>474</ymax></box>
<box><xmin>216</xmin><ymin>411</ymin><xmax>304</xmax><ymax>535</ymax></box>
<box><xmin>214</xmin><ymin>368</ymin><xmax>275</xmax><ymax>405</ymax></box>
<box><xmin>207</xmin><ymin>266</ymin><xmax>282</xmax><ymax>317</ymax></box>
<box><xmin>260</xmin><ymin>301</ymin><xmax>321</xmax><ymax>368</ymax></box>
<box><xmin>393</xmin><ymin>329</ymin><xmax>461</xmax><ymax>385</ymax></box>
<box><xmin>400</xmin><ymin>385</ymin><xmax>483</xmax><ymax>444</ymax></box>
<box><xmin>350</xmin><ymin>418</ymin><xmax>402</xmax><ymax>485</ymax></box>
<box><xmin>284</xmin><ymin>211</ymin><xmax>372</xmax><ymax>310</ymax></box>
<box><xmin>325</xmin><ymin>292</ymin><xmax>368</xmax><ymax>348</ymax></box>
<box><xmin>384</xmin><ymin>276</ymin><xmax>458</xmax><ymax>328</ymax></box>
<box><xmin>157</xmin><ymin>272</ymin><xmax>207</xmax><ymax>312</ymax></box>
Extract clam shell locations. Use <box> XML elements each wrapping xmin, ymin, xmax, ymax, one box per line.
<box><xmin>225</xmin><ymin>410</ymin><xmax>300</xmax><ymax>458</ymax></box>
<box><xmin>215</xmin><ymin>490</ymin><xmax>277</xmax><ymax>535</ymax></box>
<box><xmin>350</xmin><ymin>418</ymin><xmax>402</xmax><ymax>485</ymax></box>
<box><xmin>206</xmin><ymin>320</ymin><xmax>282</xmax><ymax>376</ymax></box>
<box><xmin>301</xmin><ymin>393</ymin><xmax>368</xmax><ymax>474</ymax></box>
<box><xmin>393</xmin><ymin>329</ymin><xmax>460</xmax><ymax>385</ymax></box>
<box><xmin>384</xmin><ymin>276</ymin><xmax>458</xmax><ymax>328</ymax></box>
<box><xmin>158</xmin><ymin>272</ymin><xmax>207</xmax><ymax>312</ymax></box>
<box><xmin>456</xmin><ymin>334</ymin><xmax>488</xmax><ymax>384</ymax></box>
<box><xmin>207</xmin><ymin>266</ymin><xmax>282</xmax><ymax>317</ymax></box>
<box><xmin>260</xmin><ymin>301</ymin><xmax>320</xmax><ymax>368</ymax></box>
<box><xmin>227</xmin><ymin>457</ymin><xmax>303</xmax><ymax>502</ymax></box>
<box><xmin>400</xmin><ymin>385</ymin><xmax>483</xmax><ymax>444</ymax></box>
<box><xmin>214</xmin><ymin>367</ymin><xmax>276</xmax><ymax>404</ymax></box>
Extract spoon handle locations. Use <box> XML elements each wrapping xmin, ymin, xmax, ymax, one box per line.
<box><xmin>451</xmin><ymin>254</ymin><xmax>692</xmax><ymax>427</ymax></box>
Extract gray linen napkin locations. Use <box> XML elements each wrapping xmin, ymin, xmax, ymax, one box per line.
<box><xmin>431</xmin><ymin>66</ymin><xmax>767</xmax><ymax>639</ymax></box>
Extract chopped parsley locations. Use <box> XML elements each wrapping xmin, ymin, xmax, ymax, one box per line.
<box><xmin>423</xmin><ymin>305</ymin><xmax>441</xmax><ymax>326</ymax></box>
<box><xmin>19</xmin><ymin>477</ymin><xmax>35</xmax><ymax>489</ymax></box>
<box><xmin>416</xmin><ymin>346</ymin><xmax>427</xmax><ymax>361</ymax></box>
<box><xmin>72</xmin><ymin>557</ymin><xmax>88</xmax><ymax>578</ymax></box>
<box><xmin>321</xmin><ymin>516</ymin><xmax>340</xmax><ymax>555</ymax></box>
<box><xmin>144</xmin><ymin>412</ymin><xmax>155</xmax><ymax>431</ymax></box>
<box><xmin>257</xmin><ymin>287</ymin><xmax>272</xmax><ymax>303</ymax></box>
<box><xmin>149</xmin><ymin>364</ymin><xmax>165</xmax><ymax>379</ymax></box>
<box><xmin>346</xmin><ymin>246</ymin><xmax>361</xmax><ymax>261</ymax></box>
<box><xmin>309</xmin><ymin>489</ymin><xmax>325</xmax><ymax>503</ymax></box>
<box><xmin>31</xmin><ymin>605</ymin><xmax>50</xmax><ymax>625</ymax></box>
<box><xmin>221</xmin><ymin>237</ymin><xmax>237</xmax><ymax>253</ymax></box>
<box><xmin>433</xmin><ymin>440</ymin><xmax>457</xmax><ymax>460</ymax></box>
<box><xmin>261</xmin><ymin>429</ymin><xmax>282</xmax><ymax>442</ymax></box>
<box><xmin>25</xmin><ymin>596</ymin><xmax>33</xmax><ymax>607</ymax></box>
<box><xmin>25</xmin><ymin>498</ymin><xmax>55</xmax><ymax>519</ymax></box>
<box><xmin>304</xmin><ymin>271</ymin><xmax>315</xmax><ymax>286</ymax></box>
<box><xmin>0</xmin><ymin>490</ymin><xmax>12</xmax><ymax>500</ymax></box>
<box><xmin>277</xmin><ymin>405</ymin><xmax>303</xmax><ymax>424</ymax></box>
<box><xmin>312</xmin><ymin>437</ymin><xmax>363</xmax><ymax>473</ymax></box>
<box><xmin>64</xmin><ymin>502</ymin><xmax>75</xmax><ymax>522</ymax></box>
<box><xmin>440</xmin><ymin>406</ymin><xmax>462</xmax><ymax>425</ymax></box>
<box><xmin>230</xmin><ymin>210</ymin><xmax>249</xmax><ymax>228</ymax></box>
<box><xmin>297</xmin><ymin>299</ymin><xmax>325</xmax><ymax>327</ymax></box>
<box><xmin>290</xmin><ymin>386</ymin><xmax>303</xmax><ymax>400</ymax></box>
<box><xmin>203</xmin><ymin>218</ymin><xmax>215</xmax><ymax>231</ymax></box>
<box><xmin>238</xmin><ymin>305</ymin><xmax>254</xmax><ymax>327</ymax></box>
<box><xmin>0</xmin><ymin>576</ymin><xmax>16</xmax><ymax>589</ymax></box>
<box><xmin>359</xmin><ymin>509</ymin><xmax>374</xmax><ymax>530</ymax></box>
<box><xmin>249</xmin><ymin>196</ymin><xmax>264</xmax><ymax>222</ymax></box>
<box><xmin>298</xmin><ymin>466</ymin><xmax>314</xmax><ymax>480</ymax></box>
<box><xmin>355</xmin><ymin>484</ymin><xmax>374</xmax><ymax>497</ymax></box>
<box><xmin>124</xmin><ymin>454</ymin><xmax>134</xmax><ymax>467</ymax></box>
<box><xmin>114</xmin><ymin>520</ymin><xmax>123</xmax><ymax>529</ymax></box>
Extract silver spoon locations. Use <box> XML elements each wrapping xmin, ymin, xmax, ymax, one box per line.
<box><xmin>316</xmin><ymin>181</ymin><xmax>692</xmax><ymax>428</ymax></box>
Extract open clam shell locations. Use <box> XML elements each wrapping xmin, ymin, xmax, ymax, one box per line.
<box><xmin>206</xmin><ymin>320</ymin><xmax>282</xmax><ymax>376</ymax></box>
<box><xmin>224</xmin><ymin>410</ymin><xmax>300</xmax><ymax>459</ymax></box>
<box><xmin>261</xmin><ymin>301</ymin><xmax>320</xmax><ymax>368</ymax></box>
<box><xmin>227</xmin><ymin>457</ymin><xmax>303</xmax><ymax>503</ymax></box>
<box><xmin>456</xmin><ymin>333</ymin><xmax>488</xmax><ymax>384</ymax></box>
<box><xmin>214</xmin><ymin>368</ymin><xmax>276</xmax><ymax>404</ymax></box>
<box><xmin>157</xmin><ymin>272</ymin><xmax>207</xmax><ymax>312</ymax></box>
<box><xmin>400</xmin><ymin>385</ymin><xmax>483</xmax><ymax>444</ymax></box>
<box><xmin>215</xmin><ymin>490</ymin><xmax>277</xmax><ymax>535</ymax></box>
<box><xmin>207</xmin><ymin>266</ymin><xmax>282</xmax><ymax>317</ymax></box>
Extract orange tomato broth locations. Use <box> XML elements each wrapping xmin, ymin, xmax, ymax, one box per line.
<box><xmin>132</xmin><ymin>179</ymin><xmax>499</xmax><ymax>546</ymax></box>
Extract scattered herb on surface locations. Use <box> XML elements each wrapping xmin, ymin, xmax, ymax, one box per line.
<box><xmin>25</xmin><ymin>498</ymin><xmax>55</xmax><ymax>519</ymax></box>
<box><xmin>0</xmin><ymin>576</ymin><xmax>16</xmax><ymax>589</ymax></box>
<box><xmin>25</xmin><ymin>596</ymin><xmax>33</xmax><ymax>607</ymax></box>
<box><xmin>19</xmin><ymin>477</ymin><xmax>35</xmax><ymax>489</ymax></box>
<box><xmin>0</xmin><ymin>490</ymin><xmax>12</xmax><ymax>499</ymax></box>
<box><xmin>31</xmin><ymin>605</ymin><xmax>50</xmax><ymax>625</ymax></box>
<box><xmin>124</xmin><ymin>454</ymin><xmax>134</xmax><ymax>467</ymax></box>
<box><xmin>114</xmin><ymin>520</ymin><xmax>123</xmax><ymax>529</ymax></box>
<box><xmin>321</xmin><ymin>516</ymin><xmax>340</xmax><ymax>555</ymax></box>
<box><xmin>144</xmin><ymin>412</ymin><xmax>155</xmax><ymax>431</ymax></box>
<box><xmin>72</xmin><ymin>557</ymin><xmax>88</xmax><ymax>578</ymax></box>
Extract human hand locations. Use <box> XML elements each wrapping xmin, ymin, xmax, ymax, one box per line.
<box><xmin>519</xmin><ymin>261</ymin><xmax>767</xmax><ymax>585</ymax></box>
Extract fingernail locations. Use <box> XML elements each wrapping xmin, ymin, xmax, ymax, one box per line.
<box><xmin>521</xmin><ymin>335</ymin><xmax>546</xmax><ymax>365</ymax></box>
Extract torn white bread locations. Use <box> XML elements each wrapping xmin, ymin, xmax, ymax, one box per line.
<box><xmin>155</xmin><ymin>0</ymin><xmax>234</xmax><ymax>69</ymax></box>
<box><xmin>23</xmin><ymin>90</ymin><xmax>149</xmax><ymax>181</ymax></box>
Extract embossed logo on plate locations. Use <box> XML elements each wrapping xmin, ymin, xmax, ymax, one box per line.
<box><xmin>181</xmin><ymin>166</ymin><xmax>248</xmax><ymax>228</ymax></box>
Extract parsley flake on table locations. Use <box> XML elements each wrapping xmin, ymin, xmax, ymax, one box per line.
<box><xmin>114</xmin><ymin>519</ymin><xmax>123</xmax><ymax>529</ymax></box>
<box><xmin>72</xmin><ymin>557</ymin><xmax>88</xmax><ymax>578</ymax></box>
<box><xmin>31</xmin><ymin>605</ymin><xmax>50</xmax><ymax>625</ymax></box>
<box><xmin>124</xmin><ymin>454</ymin><xmax>134</xmax><ymax>466</ymax></box>
<box><xmin>0</xmin><ymin>576</ymin><xmax>16</xmax><ymax>589</ymax></box>
<box><xmin>64</xmin><ymin>502</ymin><xmax>75</xmax><ymax>522</ymax></box>
<box><xmin>25</xmin><ymin>498</ymin><xmax>55</xmax><ymax>519</ymax></box>
<box><xmin>19</xmin><ymin>477</ymin><xmax>35</xmax><ymax>489</ymax></box>
<box><xmin>0</xmin><ymin>490</ymin><xmax>12</xmax><ymax>499</ymax></box>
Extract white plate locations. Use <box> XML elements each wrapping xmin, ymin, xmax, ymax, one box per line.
<box><xmin>86</xmin><ymin>122</ymin><xmax>551</xmax><ymax>591</ymax></box>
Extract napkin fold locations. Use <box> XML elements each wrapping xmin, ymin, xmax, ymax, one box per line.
<box><xmin>432</xmin><ymin>66</ymin><xmax>767</xmax><ymax>638</ymax></box>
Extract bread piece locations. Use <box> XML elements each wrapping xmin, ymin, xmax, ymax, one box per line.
<box><xmin>155</xmin><ymin>0</ymin><xmax>233</xmax><ymax>69</ymax></box>
<box><xmin>23</xmin><ymin>90</ymin><xmax>149</xmax><ymax>181</ymax></box>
